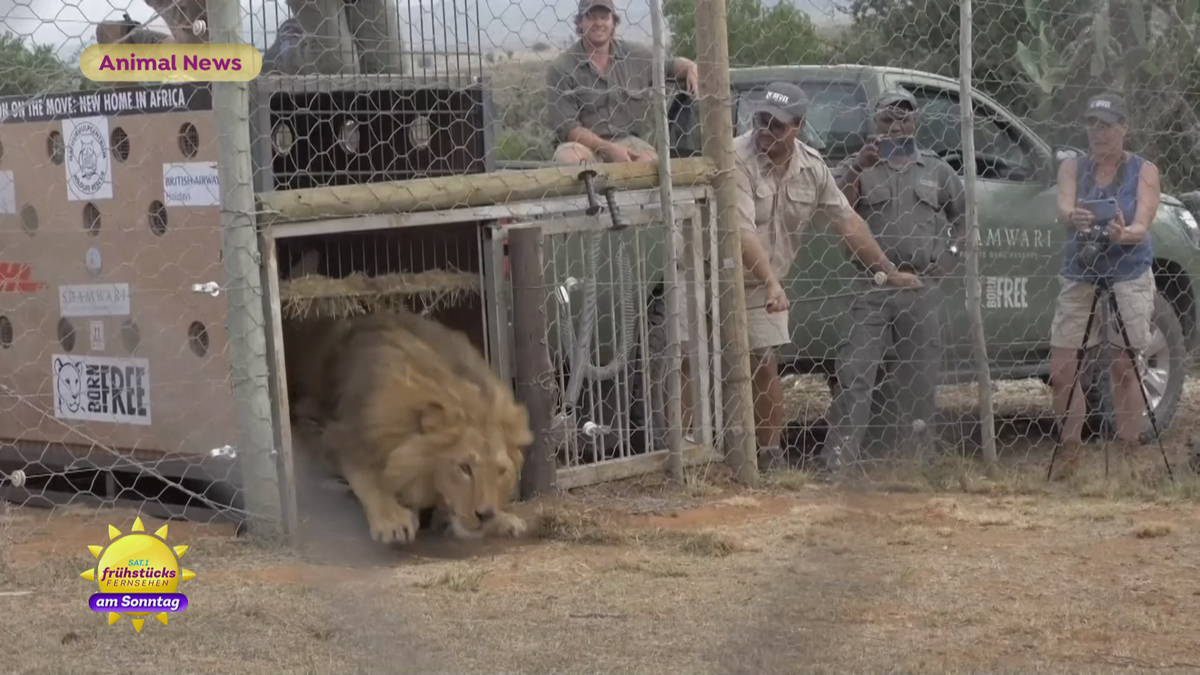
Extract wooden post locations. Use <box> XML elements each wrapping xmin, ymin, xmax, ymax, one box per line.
<box><xmin>508</xmin><ymin>226</ymin><xmax>558</xmax><ymax>498</ymax></box>
<box><xmin>649</xmin><ymin>0</ymin><xmax>685</xmax><ymax>482</ymax></box>
<box><xmin>211</xmin><ymin>0</ymin><xmax>289</xmax><ymax>541</ymax></box>
<box><xmin>694</xmin><ymin>0</ymin><xmax>759</xmax><ymax>486</ymax></box>
<box><xmin>959</xmin><ymin>0</ymin><xmax>999</xmax><ymax>473</ymax></box>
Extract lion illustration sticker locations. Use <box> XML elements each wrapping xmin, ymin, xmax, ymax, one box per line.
<box><xmin>52</xmin><ymin>353</ymin><xmax>151</xmax><ymax>425</ymax></box>
<box><xmin>64</xmin><ymin>116</ymin><xmax>113</xmax><ymax>201</ymax></box>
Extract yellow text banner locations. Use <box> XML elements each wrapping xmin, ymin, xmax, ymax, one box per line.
<box><xmin>81</xmin><ymin>44</ymin><xmax>262</xmax><ymax>82</ymax></box>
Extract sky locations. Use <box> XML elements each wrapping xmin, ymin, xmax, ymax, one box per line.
<box><xmin>0</xmin><ymin>0</ymin><xmax>848</xmax><ymax>58</ymax></box>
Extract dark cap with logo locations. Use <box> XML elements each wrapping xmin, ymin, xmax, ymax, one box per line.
<box><xmin>578</xmin><ymin>0</ymin><xmax>616</xmax><ymax>15</ymax></box>
<box><xmin>751</xmin><ymin>82</ymin><xmax>808</xmax><ymax>125</ymax></box>
<box><xmin>877</xmin><ymin>88</ymin><xmax>918</xmax><ymax>112</ymax></box>
<box><xmin>1083</xmin><ymin>93</ymin><xmax>1128</xmax><ymax>123</ymax></box>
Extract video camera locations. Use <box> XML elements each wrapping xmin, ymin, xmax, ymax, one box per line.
<box><xmin>1076</xmin><ymin>197</ymin><xmax>1119</xmax><ymax>271</ymax></box>
<box><xmin>1077</xmin><ymin>223</ymin><xmax>1112</xmax><ymax>269</ymax></box>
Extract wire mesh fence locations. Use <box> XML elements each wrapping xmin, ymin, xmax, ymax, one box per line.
<box><xmin>6</xmin><ymin>0</ymin><xmax>1200</xmax><ymax>668</ymax></box>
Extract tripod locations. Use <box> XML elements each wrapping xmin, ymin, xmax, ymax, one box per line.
<box><xmin>1045</xmin><ymin>273</ymin><xmax>1175</xmax><ymax>481</ymax></box>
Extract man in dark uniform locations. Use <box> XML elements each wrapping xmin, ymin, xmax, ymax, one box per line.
<box><xmin>822</xmin><ymin>88</ymin><xmax>966</xmax><ymax>474</ymax></box>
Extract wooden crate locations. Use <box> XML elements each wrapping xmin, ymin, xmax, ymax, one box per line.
<box><xmin>0</xmin><ymin>83</ymin><xmax>239</xmax><ymax>469</ymax></box>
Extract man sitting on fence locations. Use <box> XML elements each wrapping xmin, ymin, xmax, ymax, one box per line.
<box><xmin>545</xmin><ymin>0</ymin><xmax>698</xmax><ymax>165</ymax></box>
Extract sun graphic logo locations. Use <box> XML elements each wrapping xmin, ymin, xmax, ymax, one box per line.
<box><xmin>78</xmin><ymin>516</ymin><xmax>196</xmax><ymax>633</ymax></box>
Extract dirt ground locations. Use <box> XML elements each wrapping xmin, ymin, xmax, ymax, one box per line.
<box><xmin>4</xmin><ymin>375</ymin><xmax>1200</xmax><ymax>675</ymax></box>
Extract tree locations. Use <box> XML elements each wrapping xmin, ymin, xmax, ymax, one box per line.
<box><xmin>662</xmin><ymin>0</ymin><xmax>826</xmax><ymax>67</ymax></box>
<box><xmin>829</xmin><ymin>0</ymin><xmax>1200</xmax><ymax>191</ymax></box>
<box><xmin>0</xmin><ymin>34</ymin><xmax>90</xmax><ymax>97</ymax></box>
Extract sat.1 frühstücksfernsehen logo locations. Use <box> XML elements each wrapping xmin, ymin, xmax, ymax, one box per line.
<box><xmin>79</xmin><ymin>517</ymin><xmax>196</xmax><ymax>633</ymax></box>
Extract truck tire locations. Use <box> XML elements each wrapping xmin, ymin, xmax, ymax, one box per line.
<box><xmin>1083</xmin><ymin>290</ymin><xmax>1187</xmax><ymax>443</ymax></box>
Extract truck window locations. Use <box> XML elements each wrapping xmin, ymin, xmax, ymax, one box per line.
<box><xmin>733</xmin><ymin>80</ymin><xmax>869</xmax><ymax>160</ymax></box>
<box><xmin>898</xmin><ymin>84</ymin><xmax>1044</xmax><ymax>182</ymax></box>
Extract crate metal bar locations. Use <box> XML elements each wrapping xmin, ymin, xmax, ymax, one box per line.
<box><xmin>684</xmin><ymin>210</ymin><xmax>714</xmax><ymax>451</ymax></box>
<box><xmin>497</xmin><ymin>204</ymin><xmax>702</xmax><ymax>240</ymax></box>
<box><xmin>263</xmin><ymin>185</ymin><xmax>711</xmax><ymax>240</ymax></box>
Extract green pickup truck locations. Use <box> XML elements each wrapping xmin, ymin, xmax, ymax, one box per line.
<box><xmin>651</xmin><ymin>64</ymin><xmax>1200</xmax><ymax>444</ymax></box>
<box><xmin>536</xmin><ymin>64</ymin><xmax>1200</xmax><ymax>458</ymax></box>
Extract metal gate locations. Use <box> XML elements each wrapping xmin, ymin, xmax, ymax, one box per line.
<box><xmin>260</xmin><ymin>181</ymin><xmax>722</xmax><ymax>503</ymax></box>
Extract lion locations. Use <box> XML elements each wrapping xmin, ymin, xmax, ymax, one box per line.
<box><xmin>283</xmin><ymin>308</ymin><xmax>533</xmax><ymax>544</ymax></box>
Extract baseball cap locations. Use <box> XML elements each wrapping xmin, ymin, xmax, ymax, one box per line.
<box><xmin>1083</xmin><ymin>93</ymin><xmax>1127</xmax><ymax>124</ymax></box>
<box><xmin>877</xmin><ymin>88</ymin><xmax>918</xmax><ymax>112</ymax></box>
<box><xmin>751</xmin><ymin>82</ymin><xmax>808</xmax><ymax>125</ymax></box>
<box><xmin>578</xmin><ymin>0</ymin><xmax>615</xmax><ymax>14</ymax></box>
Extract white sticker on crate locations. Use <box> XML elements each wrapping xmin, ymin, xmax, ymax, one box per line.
<box><xmin>52</xmin><ymin>353</ymin><xmax>151</xmax><ymax>426</ymax></box>
<box><xmin>63</xmin><ymin>116</ymin><xmax>114</xmax><ymax>202</ymax></box>
<box><xmin>162</xmin><ymin>161</ymin><xmax>220</xmax><ymax>207</ymax></box>
<box><xmin>59</xmin><ymin>283</ymin><xmax>131</xmax><ymax>317</ymax></box>
<box><xmin>89</xmin><ymin>320</ymin><xmax>105</xmax><ymax>351</ymax></box>
<box><xmin>0</xmin><ymin>170</ymin><xmax>15</xmax><ymax>215</ymax></box>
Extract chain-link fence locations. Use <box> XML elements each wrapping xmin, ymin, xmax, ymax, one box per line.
<box><xmin>719</xmin><ymin>0</ymin><xmax>1200</xmax><ymax>489</ymax></box>
<box><xmin>6</xmin><ymin>0</ymin><xmax>1200</xmax><ymax>668</ymax></box>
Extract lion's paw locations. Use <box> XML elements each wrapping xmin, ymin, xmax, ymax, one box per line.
<box><xmin>368</xmin><ymin>502</ymin><xmax>419</xmax><ymax>544</ymax></box>
<box><xmin>488</xmin><ymin>511</ymin><xmax>527</xmax><ymax>538</ymax></box>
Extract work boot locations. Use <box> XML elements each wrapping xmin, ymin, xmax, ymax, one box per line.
<box><xmin>1051</xmin><ymin>441</ymin><xmax>1085</xmax><ymax>482</ymax></box>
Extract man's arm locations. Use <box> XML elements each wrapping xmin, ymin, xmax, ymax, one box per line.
<box><xmin>669</xmin><ymin>56</ymin><xmax>698</xmax><ymax>96</ymax></box>
<box><xmin>942</xmin><ymin>163</ymin><xmax>968</xmax><ymax>247</ymax></box>
<box><xmin>834</xmin><ymin>156</ymin><xmax>863</xmax><ymax>209</ymax></box>
<box><xmin>731</xmin><ymin>158</ymin><xmax>775</xmax><ymax>287</ymax></box>
<box><xmin>813</xmin><ymin>163</ymin><xmax>896</xmax><ymax>275</ymax></box>
<box><xmin>546</xmin><ymin>61</ymin><xmax>584</xmax><ymax>146</ymax></box>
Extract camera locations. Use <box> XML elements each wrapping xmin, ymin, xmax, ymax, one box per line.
<box><xmin>1078</xmin><ymin>224</ymin><xmax>1112</xmax><ymax>269</ymax></box>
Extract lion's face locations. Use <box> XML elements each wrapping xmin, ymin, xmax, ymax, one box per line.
<box><xmin>427</xmin><ymin>391</ymin><xmax>532</xmax><ymax>537</ymax></box>
<box><xmin>433</xmin><ymin>431</ymin><xmax>521</xmax><ymax>536</ymax></box>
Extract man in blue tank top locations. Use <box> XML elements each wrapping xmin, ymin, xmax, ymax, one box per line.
<box><xmin>1049</xmin><ymin>93</ymin><xmax>1162</xmax><ymax>480</ymax></box>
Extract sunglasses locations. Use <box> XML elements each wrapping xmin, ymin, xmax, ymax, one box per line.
<box><xmin>876</xmin><ymin>107</ymin><xmax>915</xmax><ymax>124</ymax></box>
<box><xmin>752</xmin><ymin>112</ymin><xmax>796</xmax><ymax>132</ymax></box>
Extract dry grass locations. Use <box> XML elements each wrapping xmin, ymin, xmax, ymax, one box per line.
<box><xmin>413</xmin><ymin>569</ymin><xmax>489</xmax><ymax>592</ymax></box>
<box><xmin>6</xmin><ymin>472</ymin><xmax>1200</xmax><ymax>674</ymax></box>
<box><xmin>5</xmin><ymin>372</ymin><xmax>1200</xmax><ymax>674</ymax></box>
<box><xmin>280</xmin><ymin>270</ymin><xmax>479</xmax><ymax>320</ymax></box>
<box><xmin>1133</xmin><ymin>521</ymin><xmax>1175</xmax><ymax>538</ymax></box>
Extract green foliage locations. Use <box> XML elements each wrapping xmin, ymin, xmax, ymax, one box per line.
<box><xmin>488</xmin><ymin>0</ymin><xmax>1200</xmax><ymax>192</ymax></box>
<box><xmin>0</xmin><ymin>34</ymin><xmax>90</xmax><ymax>98</ymax></box>
<box><xmin>832</xmin><ymin>0</ymin><xmax>1200</xmax><ymax>192</ymax></box>
<box><xmin>662</xmin><ymin>0</ymin><xmax>826</xmax><ymax>67</ymax></box>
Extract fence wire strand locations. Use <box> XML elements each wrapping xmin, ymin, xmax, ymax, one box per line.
<box><xmin>5</xmin><ymin>0</ymin><xmax>1200</xmax><ymax>668</ymax></box>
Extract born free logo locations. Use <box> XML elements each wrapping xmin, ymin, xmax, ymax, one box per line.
<box><xmin>79</xmin><ymin>517</ymin><xmax>196</xmax><ymax>633</ymax></box>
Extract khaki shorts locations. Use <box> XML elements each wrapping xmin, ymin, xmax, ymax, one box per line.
<box><xmin>1050</xmin><ymin>268</ymin><xmax>1156</xmax><ymax>352</ymax></box>
<box><xmin>746</xmin><ymin>306</ymin><xmax>791</xmax><ymax>352</ymax></box>
<box><xmin>553</xmin><ymin>134</ymin><xmax>657</xmax><ymax>164</ymax></box>
<box><xmin>675</xmin><ymin>283</ymin><xmax>790</xmax><ymax>355</ymax></box>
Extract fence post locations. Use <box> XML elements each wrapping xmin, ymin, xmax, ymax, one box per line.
<box><xmin>509</xmin><ymin>226</ymin><xmax>558</xmax><ymax>498</ymax></box>
<box><xmin>649</xmin><ymin>0</ymin><xmax>685</xmax><ymax>481</ymax></box>
<box><xmin>210</xmin><ymin>0</ymin><xmax>291</xmax><ymax>541</ymax></box>
<box><xmin>959</xmin><ymin>0</ymin><xmax>999</xmax><ymax>472</ymax></box>
<box><xmin>694</xmin><ymin>0</ymin><xmax>759</xmax><ymax>486</ymax></box>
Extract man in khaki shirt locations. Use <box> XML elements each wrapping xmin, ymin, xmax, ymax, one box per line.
<box><xmin>682</xmin><ymin>82</ymin><xmax>921</xmax><ymax>471</ymax></box>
